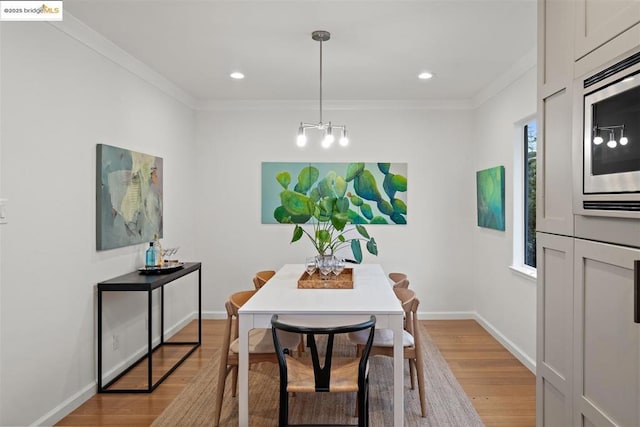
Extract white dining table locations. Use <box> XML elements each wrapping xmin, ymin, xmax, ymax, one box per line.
<box><xmin>238</xmin><ymin>263</ymin><xmax>405</xmax><ymax>426</ymax></box>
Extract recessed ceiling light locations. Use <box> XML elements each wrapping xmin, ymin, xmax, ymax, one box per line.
<box><xmin>230</xmin><ymin>72</ymin><xmax>245</xmax><ymax>80</ymax></box>
<box><xmin>418</xmin><ymin>71</ymin><xmax>434</xmax><ymax>80</ymax></box>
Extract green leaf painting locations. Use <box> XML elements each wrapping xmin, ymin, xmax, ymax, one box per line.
<box><xmin>476</xmin><ymin>165</ymin><xmax>505</xmax><ymax>231</ymax></box>
<box><xmin>261</xmin><ymin>162</ymin><xmax>408</xmax><ymax>225</ymax></box>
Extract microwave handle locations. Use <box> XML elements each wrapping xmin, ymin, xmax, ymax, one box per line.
<box><xmin>635</xmin><ymin>260</ymin><xmax>640</xmax><ymax>324</ymax></box>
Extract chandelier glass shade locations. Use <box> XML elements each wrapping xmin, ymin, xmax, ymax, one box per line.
<box><xmin>296</xmin><ymin>30</ymin><xmax>348</xmax><ymax>148</ymax></box>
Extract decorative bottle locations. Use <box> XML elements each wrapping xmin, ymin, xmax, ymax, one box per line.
<box><xmin>154</xmin><ymin>234</ymin><xmax>163</xmax><ymax>267</ymax></box>
<box><xmin>145</xmin><ymin>242</ymin><xmax>156</xmax><ymax>267</ymax></box>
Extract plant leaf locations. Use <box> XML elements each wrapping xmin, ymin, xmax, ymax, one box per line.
<box><xmin>391</xmin><ymin>198</ymin><xmax>407</xmax><ymax>214</ymax></box>
<box><xmin>334</xmin><ymin>175</ymin><xmax>347</xmax><ymax>198</ymax></box>
<box><xmin>280</xmin><ymin>190</ymin><xmax>314</xmax><ymax>218</ymax></box>
<box><xmin>295</xmin><ymin>166</ymin><xmax>319</xmax><ymax>193</ymax></box>
<box><xmin>345</xmin><ymin>163</ymin><xmax>365</xmax><ymax>182</ymax></box>
<box><xmin>366</xmin><ymin>237</ymin><xmax>378</xmax><ymax>255</ymax></box>
<box><xmin>276</xmin><ymin>171</ymin><xmax>291</xmax><ymax>189</ymax></box>
<box><xmin>377</xmin><ymin>199</ymin><xmax>394</xmax><ymax>215</ymax></box>
<box><xmin>377</xmin><ymin>163</ymin><xmax>390</xmax><ymax>174</ymax></box>
<box><xmin>291</xmin><ymin>225</ymin><xmax>303</xmax><ymax>242</ymax></box>
<box><xmin>360</xmin><ymin>203</ymin><xmax>373</xmax><ymax>220</ymax></box>
<box><xmin>351</xmin><ymin>239</ymin><xmax>363</xmax><ymax>263</ymax></box>
<box><xmin>356</xmin><ymin>224</ymin><xmax>370</xmax><ymax>239</ymax></box>
<box><xmin>331</xmin><ymin>212</ymin><xmax>348</xmax><ymax>231</ymax></box>
<box><xmin>391</xmin><ymin>174</ymin><xmax>407</xmax><ymax>192</ymax></box>
<box><xmin>354</xmin><ymin>170</ymin><xmax>382</xmax><ymax>201</ymax></box>
<box><xmin>336</xmin><ymin>197</ymin><xmax>349</xmax><ymax>213</ymax></box>
<box><xmin>317</xmin><ymin>229</ymin><xmax>331</xmax><ymax>244</ymax></box>
<box><xmin>370</xmin><ymin>216</ymin><xmax>389</xmax><ymax>224</ymax></box>
<box><xmin>390</xmin><ymin>212</ymin><xmax>407</xmax><ymax>224</ymax></box>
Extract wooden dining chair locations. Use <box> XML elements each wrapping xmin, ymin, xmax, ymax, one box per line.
<box><xmin>271</xmin><ymin>314</ymin><xmax>377</xmax><ymax>427</ymax></box>
<box><xmin>393</xmin><ymin>278</ymin><xmax>410</xmax><ymax>289</ymax></box>
<box><xmin>348</xmin><ymin>288</ymin><xmax>427</xmax><ymax>417</ymax></box>
<box><xmin>214</xmin><ymin>290</ymin><xmax>301</xmax><ymax>426</ymax></box>
<box><xmin>254</xmin><ymin>270</ymin><xmax>276</xmax><ymax>289</ymax></box>
<box><xmin>388</xmin><ymin>272</ymin><xmax>410</xmax><ymax>289</ymax></box>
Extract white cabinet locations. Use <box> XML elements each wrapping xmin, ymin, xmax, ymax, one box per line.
<box><xmin>537</xmin><ymin>0</ymin><xmax>575</xmax><ymax>235</ymax></box>
<box><xmin>536</xmin><ymin>232</ymin><xmax>574</xmax><ymax>427</ymax></box>
<box><xmin>573</xmin><ymin>239</ymin><xmax>640</xmax><ymax>427</ymax></box>
<box><xmin>574</xmin><ymin>0</ymin><xmax>640</xmax><ymax>60</ymax></box>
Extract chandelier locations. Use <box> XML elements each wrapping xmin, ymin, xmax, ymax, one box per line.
<box><xmin>592</xmin><ymin>124</ymin><xmax>629</xmax><ymax>148</ymax></box>
<box><xmin>296</xmin><ymin>30</ymin><xmax>349</xmax><ymax>148</ymax></box>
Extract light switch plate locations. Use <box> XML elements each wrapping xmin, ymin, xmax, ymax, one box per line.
<box><xmin>0</xmin><ymin>199</ymin><xmax>7</xmax><ymax>224</ymax></box>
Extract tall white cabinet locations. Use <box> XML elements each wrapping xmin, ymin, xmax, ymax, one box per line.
<box><xmin>537</xmin><ymin>1</ymin><xmax>640</xmax><ymax>426</ymax></box>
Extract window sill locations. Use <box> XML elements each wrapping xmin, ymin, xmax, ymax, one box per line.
<box><xmin>509</xmin><ymin>265</ymin><xmax>537</xmax><ymax>281</ymax></box>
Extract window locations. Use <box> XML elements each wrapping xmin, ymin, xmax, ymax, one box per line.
<box><xmin>524</xmin><ymin>121</ymin><xmax>537</xmax><ymax>268</ymax></box>
<box><xmin>511</xmin><ymin>117</ymin><xmax>537</xmax><ymax>278</ymax></box>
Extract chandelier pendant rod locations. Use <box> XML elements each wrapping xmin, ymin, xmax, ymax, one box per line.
<box><xmin>319</xmin><ymin>37</ymin><xmax>323</xmax><ymax>126</ymax></box>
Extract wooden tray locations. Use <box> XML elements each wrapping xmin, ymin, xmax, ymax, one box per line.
<box><xmin>298</xmin><ymin>268</ymin><xmax>353</xmax><ymax>289</ymax></box>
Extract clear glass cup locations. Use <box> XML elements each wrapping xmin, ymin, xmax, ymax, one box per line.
<box><xmin>332</xmin><ymin>258</ymin><xmax>345</xmax><ymax>277</ymax></box>
<box><xmin>305</xmin><ymin>257</ymin><xmax>317</xmax><ymax>277</ymax></box>
<box><xmin>318</xmin><ymin>256</ymin><xmax>334</xmax><ymax>280</ymax></box>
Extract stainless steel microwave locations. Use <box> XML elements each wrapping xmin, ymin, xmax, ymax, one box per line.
<box><xmin>581</xmin><ymin>51</ymin><xmax>640</xmax><ymax>215</ymax></box>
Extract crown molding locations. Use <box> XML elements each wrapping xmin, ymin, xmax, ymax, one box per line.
<box><xmin>472</xmin><ymin>47</ymin><xmax>537</xmax><ymax>109</ymax></box>
<box><xmin>48</xmin><ymin>13</ymin><xmax>197</xmax><ymax>109</ymax></box>
<box><xmin>196</xmin><ymin>98</ymin><xmax>474</xmax><ymax>111</ymax></box>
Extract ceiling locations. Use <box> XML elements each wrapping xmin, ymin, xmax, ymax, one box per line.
<box><xmin>64</xmin><ymin>0</ymin><xmax>537</xmax><ymax>102</ymax></box>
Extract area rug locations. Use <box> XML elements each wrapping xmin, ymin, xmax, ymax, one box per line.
<box><xmin>152</xmin><ymin>323</ymin><xmax>484</xmax><ymax>426</ymax></box>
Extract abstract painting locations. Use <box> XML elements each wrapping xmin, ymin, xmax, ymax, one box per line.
<box><xmin>97</xmin><ymin>144</ymin><xmax>163</xmax><ymax>250</ymax></box>
<box><xmin>476</xmin><ymin>165</ymin><xmax>505</xmax><ymax>231</ymax></box>
<box><xmin>261</xmin><ymin>162</ymin><xmax>408</xmax><ymax>225</ymax></box>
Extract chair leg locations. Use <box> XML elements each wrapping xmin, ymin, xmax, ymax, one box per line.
<box><xmin>358</xmin><ymin>380</ymin><xmax>370</xmax><ymax>427</ymax></box>
<box><xmin>409</xmin><ymin>358</ymin><xmax>416</xmax><ymax>390</ymax></box>
<box><xmin>214</xmin><ymin>361</ymin><xmax>231</xmax><ymax>427</ymax></box>
<box><xmin>415</xmin><ymin>357</ymin><xmax>427</xmax><ymax>417</ymax></box>
<box><xmin>278</xmin><ymin>389</ymin><xmax>289</xmax><ymax>427</ymax></box>
<box><xmin>231</xmin><ymin>365</ymin><xmax>238</xmax><ymax>397</ymax></box>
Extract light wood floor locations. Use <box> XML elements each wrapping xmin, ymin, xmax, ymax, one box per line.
<box><xmin>57</xmin><ymin>319</ymin><xmax>535</xmax><ymax>426</ymax></box>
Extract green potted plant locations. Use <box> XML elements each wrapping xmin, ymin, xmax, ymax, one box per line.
<box><xmin>273</xmin><ymin>166</ymin><xmax>378</xmax><ymax>262</ymax></box>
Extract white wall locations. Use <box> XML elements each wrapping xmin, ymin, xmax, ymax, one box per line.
<box><xmin>0</xmin><ymin>23</ymin><xmax>197</xmax><ymax>426</ymax></box>
<box><xmin>471</xmin><ymin>67</ymin><xmax>538</xmax><ymax>369</ymax></box>
<box><xmin>0</xmin><ymin>16</ymin><xmax>538</xmax><ymax>425</ymax></box>
<box><xmin>194</xmin><ymin>105</ymin><xmax>477</xmax><ymax>318</ymax></box>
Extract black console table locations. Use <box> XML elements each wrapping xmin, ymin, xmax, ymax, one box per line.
<box><xmin>97</xmin><ymin>262</ymin><xmax>201</xmax><ymax>393</ymax></box>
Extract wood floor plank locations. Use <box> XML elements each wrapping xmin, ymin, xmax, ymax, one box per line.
<box><xmin>425</xmin><ymin>319</ymin><xmax>536</xmax><ymax>427</ymax></box>
<box><xmin>56</xmin><ymin>318</ymin><xmax>535</xmax><ymax>426</ymax></box>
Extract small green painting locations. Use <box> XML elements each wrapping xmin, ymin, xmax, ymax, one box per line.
<box><xmin>261</xmin><ymin>162</ymin><xmax>408</xmax><ymax>225</ymax></box>
<box><xmin>476</xmin><ymin>165</ymin><xmax>505</xmax><ymax>231</ymax></box>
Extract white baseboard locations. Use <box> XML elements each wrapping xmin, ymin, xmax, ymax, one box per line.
<box><xmin>202</xmin><ymin>310</ymin><xmax>226</xmax><ymax>319</ymax></box>
<box><xmin>34</xmin><ymin>312</ymin><xmax>197</xmax><ymax>426</ymax></box>
<box><xmin>31</xmin><ymin>381</ymin><xmax>96</xmax><ymax>427</ymax></box>
<box><xmin>473</xmin><ymin>312</ymin><xmax>536</xmax><ymax>374</ymax></box>
<box><xmin>419</xmin><ymin>311</ymin><xmax>476</xmax><ymax>320</ymax></box>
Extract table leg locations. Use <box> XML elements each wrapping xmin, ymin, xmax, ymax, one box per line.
<box><xmin>238</xmin><ymin>314</ymin><xmax>251</xmax><ymax>426</ymax></box>
<box><xmin>97</xmin><ymin>289</ymin><xmax>103</xmax><ymax>391</ymax></box>
<box><xmin>392</xmin><ymin>314</ymin><xmax>404</xmax><ymax>426</ymax></box>
<box><xmin>147</xmin><ymin>289</ymin><xmax>153</xmax><ymax>392</ymax></box>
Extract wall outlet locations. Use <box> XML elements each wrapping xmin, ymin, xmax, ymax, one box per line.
<box><xmin>112</xmin><ymin>334</ymin><xmax>119</xmax><ymax>351</ymax></box>
<box><xmin>0</xmin><ymin>199</ymin><xmax>7</xmax><ymax>224</ymax></box>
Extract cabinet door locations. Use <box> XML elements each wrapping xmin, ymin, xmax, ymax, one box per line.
<box><xmin>574</xmin><ymin>239</ymin><xmax>640</xmax><ymax>426</ymax></box>
<box><xmin>537</xmin><ymin>88</ymin><xmax>574</xmax><ymax>235</ymax></box>
<box><xmin>574</xmin><ymin>0</ymin><xmax>640</xmax><ymax>60</ymax></box>
<box><xmin>537</xmin><ymin>233</ymin><xmax>575</xmax><ymax>427</ymax></box>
